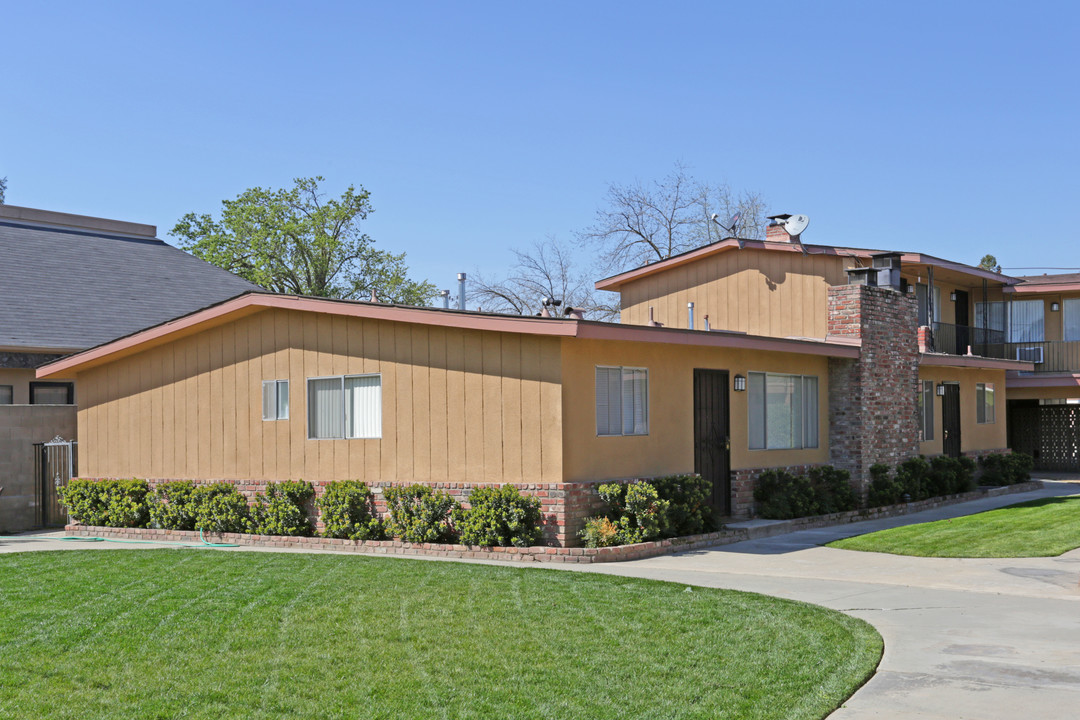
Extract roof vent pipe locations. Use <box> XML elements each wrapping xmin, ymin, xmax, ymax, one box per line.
<box><xmin>688</xmin><ymin>302</ymin><xmax>695</xmax><ymax>330</ymax></box>
<box><xmin>457</xmin><ymin>273</ymin><xmax>467</xmax><ymax>311</ymax></box>
<box><xmin>703</xmin><ymin>314</ymin><xmax>711</xmax><ymax>331</ymax></box>
<box><xmin>439</xmin><ymin>289</ymin><xmax>450</xmax><ymax>309</ymax></box>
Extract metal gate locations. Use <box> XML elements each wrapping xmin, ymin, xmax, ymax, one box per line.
<box><xmin>32</xmin><ymin>436</ymin><xmax>78</xmax><ymax>527</ymax></box>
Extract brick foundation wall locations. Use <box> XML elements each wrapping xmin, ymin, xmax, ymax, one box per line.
<box><xmin>828</xmin><ymin>285</ymin><xmax>920</xmax><ymax>497</ymax></box>
<box><xmin>73</xmin><ymin>476</ymin><xmax>613</xmax><ymax>548</ymax></box>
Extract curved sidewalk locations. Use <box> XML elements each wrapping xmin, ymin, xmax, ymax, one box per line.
<box><xmin>576</xmin><ymin>479</ymin><xmax>1080</xmax><ymax>719</ymax></box>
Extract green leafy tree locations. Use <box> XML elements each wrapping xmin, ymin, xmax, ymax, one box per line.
<box><xmin>171</xmin><ymin>177</ymin><xmax>435</xmax><ymax>304</ymax></box>
<box><xmin>978</xmin><ymin>254</ymin><xmax>1001</xmax><ymax>273</ymax></box>
<box><xmin>0</xmin><ymin>176</ymin><xmax>7</xmax><ymax>204</ymax></box>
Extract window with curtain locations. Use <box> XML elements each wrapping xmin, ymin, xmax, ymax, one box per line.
<box><xmin>918</xmin><ymin>379</ymin><xmax>934</xmax><ymax>441</ymax></box>
<box><xmin>916</xmin><ymin>285</ymin><xmax>943</xmax><ymax>325</ymax></box>
<box><xmin>748</xmin><ymin>372</ymin><xmax>819</xmax><ymax>450</ymax></box>
<box><xmin>977</xmin><ymin>383</ymin><xmax>996</xmax><ymax>424</ymax></box>
<box><xmin>0</xmin><ymin>385</ymin><xmax>11</xmax><ymax>404</ymax></box>
<box><xmin>1008</xmin><ymin>300</ymin><xmax>1045</xmax><ymax>342</ymax></box>
<box><xmin>262</xmin><ymin>380</ymin><xmax>289</xmax><ymax>421</ymax></box>
<box><xmin>595</xmin><ymin>366</ymin><xmax>648</xmax><ymax>436</ymax></box>
<box><xmin>308</xmin><ymin>374</ymin><xmax>382</xmax><ymax>439</ymax></box>
<box><xmin>1064</xmin><ymin>298</ymin><xmax>1080</xmax><ymax>342</ymax></box>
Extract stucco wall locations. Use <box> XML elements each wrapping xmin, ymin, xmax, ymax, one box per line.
<box><xmin>918</xmin><ymin>366</ymin><xmax>1009</xmax><ymax>455</ymax></box>
<box><xmin>0</xmin><ymin>405</ymin><xmax>77</xmax><ymax>532</ymax></box>
<box><xmin>559</xmin><ymin>337</ymin><xmax>831</xmax><ymax>482</ymax></box>
<box><xmin>75</xmin><ymin>308</ymin><xmax>563</xmax><ymax>484</ymax></box>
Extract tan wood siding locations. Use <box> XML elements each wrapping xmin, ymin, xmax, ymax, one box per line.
<box><xmin>74</xmin><ymin>308</ymin><xmax>563</xmax><ymax>485</ymax></box>
<box><xmin>617</xmin><ymin>249</ymin><xmax>851</xmax><ymax>338</ymax></box>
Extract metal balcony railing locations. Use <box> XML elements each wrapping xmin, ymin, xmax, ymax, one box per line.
<box><xmin>928</xmin><ymin>323</ymin><xmax>1080</xmax><ymax>373</ymax></box>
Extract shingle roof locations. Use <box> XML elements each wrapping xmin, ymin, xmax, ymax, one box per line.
<box><xmin>0</xmin><ymin>218</ymin><xmax>262</xmax><ymax>351</ymax></box>
<box><xmin>1015</xmin><ymin>272</ymin><xmax>1080</xmax><ymax>285</ymax></box>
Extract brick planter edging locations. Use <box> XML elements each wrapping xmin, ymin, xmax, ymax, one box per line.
<box><xmin>62</xmin><ymin>481</ymin><xmax>1042</xmax><ymax>564</ymax></box>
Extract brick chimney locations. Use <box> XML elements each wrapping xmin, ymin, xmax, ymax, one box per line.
<box><xmin>765</xmin><ymin>214</ymin><xmax>792</xmax><ymax>242</ymax></box>
<box><xmin>826</xmin><ymin>282</ymin><xmax>920</xmax><ymax>497</ymax></box>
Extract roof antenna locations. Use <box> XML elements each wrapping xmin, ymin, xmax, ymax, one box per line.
<box><xmin>711</xmin><ymin>212</ymin><xmax>744</xmax><ymax>249</ymax></box>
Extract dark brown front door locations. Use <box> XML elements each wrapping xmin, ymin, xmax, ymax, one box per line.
<box><xmin>693</xmin><ymin>369</ymin><xmax>731</xmax><ymax>514</ymax></box>
<box><xmin>954</xmin><ymin>290</ymin><xmax>970</xmax><ymax>354</ymax></box>
<box><xmin>942</xmin><ymin>383</ymin><xmax>962</xmax><ymax>458</ymax></box>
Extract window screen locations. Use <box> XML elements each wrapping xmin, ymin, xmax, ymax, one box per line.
<box><xmin>262</xmin><ymin>380</ymin><xmax>289</xmax><ymax>420</ymax></box>
<box><xmin>748</xmin><ymin>373</ymin><xmax>819</xmax><ymax>450</ymax></box>
<box><xmin>596</xmin><ymin>366</ymin><xmax>648</xmax><ymax>436</ymax></box>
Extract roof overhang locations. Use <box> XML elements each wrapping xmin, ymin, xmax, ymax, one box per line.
<box><xmin>1005</xmin><ymin>372</ymin><xmax>1080</xmax><ymax>389</ymax></box>
<box><xmin>1004</xmin><ymin>283</ymin><xmax>1080</xmax><ymax>294</ymax></box>
<box><xmin>594</xmin><ymin>239</ymin><xmax>1019</xmax><ymax>291</ymax></box>
<box><xmin>919</xmin><ymin>353</ymin><xmax>1034</xmax><ymax>371</ymax></box>
<box><xmin>37</xmin><ymin>292</ymin><xmax>861</xmax><ymax>378</ymax></box>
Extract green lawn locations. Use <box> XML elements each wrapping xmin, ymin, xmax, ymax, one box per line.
<box><xmin>828</xmin><ymin>495</ymin><xmax>1080</xmax><ymax>558</ymax></box>
<box><xmin>0</xmin><ymin>550</ymin><xmax>880</xmax><ymax>720</ymax></box>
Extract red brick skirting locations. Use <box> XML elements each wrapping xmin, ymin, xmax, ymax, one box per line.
<box><xmin>63</xmin><ymin>481</ymin><xmax>1041</xmax><ymax>564</ymax></box>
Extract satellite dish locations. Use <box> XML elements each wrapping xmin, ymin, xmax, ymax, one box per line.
<box><xmin>785</xmin><ymin>214</ymin><xmax>809</xmax><ymax>237</ymax></box>
<box><xmin>710</xmin><ymin>211</ymin><xmax>745</xmax><ymax>248</ymax></box>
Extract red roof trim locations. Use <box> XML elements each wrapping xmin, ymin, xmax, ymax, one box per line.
<box><xmin>1004</xmin><ymin>283</ymin><xmax>1080</xmax><ymax>294</ymax></box>
<box><xmin>919</xmin><ymin>353</ymin><xmax>1033</xmax><ymax>371</ymax></box>
<box><xmin>37</xmin><ymin>292</ymin><xmax>861</xmax><ymax>378</ymax></box>
<box><xmin>594</xmin><ymin>240</ymin><xmax>1019</xmax><ymax>291</ymax></box>
<box><xmin>1005</xmin><ymin>373</ymin><xmax>1080</xmax><ymax>388</ymax></box>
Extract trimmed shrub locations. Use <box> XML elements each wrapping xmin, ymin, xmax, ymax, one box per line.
<box><xmin>192</xmin><ymin>483</ymin><xmax>250</xmax><ymax>534</ymax></box>
<box><xmin>384</xmin><ymin>485</ymin><xmax>458</xmax><ymax>543</ymax></box>
<box><xmin>59</xmin><ymin>479</ymin><xmax>150</xmax><ymax>528</ymax></box>
<box><xmin>251</xmin><ymin>481</ymin><xmax>315</xmax><ymax>536</ymax></box>
<box><xmin>1004</xmin><ymin>452</ymin><xmax>1034</xmax><ymax>483</ymax></box>
<box><xmin>807</xmin><ymin>466</ymin><xmax>858</xmax><ymax>514</ymax></box>
<box><xmin>978</xmin><ymin>453</ymin><xmax>1008</xmax><ymax>485</ymax></box>
<box><xmin>594</xmin><ymin>481</ymin><xmax>670</xmax><ymax>545</ymax></box>
<box><xmin>579</xmin><ymin>516</ymin><xmax>621</xmax><ymax>548</ymax></box>
<box><xmin>895</xmin><ymin>456</ymin><xmax>930</xmax><ymax>501</ymax></box>
<box><xmin>453</xmin><ymin>485</ymin><xmax>542</xmax><ymax>547</ymax></box>
<box><xmin>867</xmin><ymin>463</ymin><xmax>903</xmax><ymax>507</ymax></box>
<box><xmin>983</xmin><ymin>452</ymin><xmax>1034</xmax><ymax>485</ymax></box>
<box><xmin>649</xmin><ymin>474</ymin><xmax>716</xmax><ymax>537</ymax></box>
<box><xmin>317</xmin><ymin>480</ymin><xmax>384</xmax><ymax>541</ymax></box>
<box><xmin>753</xmin><ymin>470</ymin><xmax>817</xmax><ymax>520</ymax></box>
<box><xmin>148</xmin><ymin>481</ymin><xmax>198</xmax><ymax>530</ymax></box>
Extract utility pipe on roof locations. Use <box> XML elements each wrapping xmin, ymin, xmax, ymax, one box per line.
<box><xmin>688</xmin><ymin>302</ymin><xmax>695</xmax><ymax>330</ymax></box>
<box><xmin>457</xmin><ymin>273</ymin><xmax>467</xmax><ymax>311</ymax></box>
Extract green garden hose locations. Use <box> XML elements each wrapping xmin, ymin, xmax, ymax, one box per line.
<box><xmin>0</xmin><ymin>533</ymin><xmax>239</xmax><ymax>548</ymax></box>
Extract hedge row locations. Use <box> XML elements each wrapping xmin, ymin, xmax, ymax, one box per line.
<box><xmin>59</xmin><ymin>480</ymin><xmax>542</xmax><ymax>548</ymax></box>
<box><xmin>580</xmin><ymin>474</ymin><xmax>715</xmax><ymax>548</ymax></box>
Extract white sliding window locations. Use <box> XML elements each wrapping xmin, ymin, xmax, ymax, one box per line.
<box><xmin>918</xmin><ymin>379</ymin><xmax>934</xmax><ymax>441</ymax></box>
<box><xmin>1008</xmin><ymin>300</ymin><xmax>1045</xmax><ymax>342</ymax></box>
<box><xmin>1064</xmin><ymin>299</ymin><xmax>1080</xmax><ymax>342</ymax></box>
<box><xmin>596</xmin><ymin>366</ymin><xmax>649</xmax><ymax>436</ymax></box>
<box><xmin>308</xmin><ymin>374</ymin><xmax>382</xmax><ymax>439</ymax></box>
<box><xmin>748</xmin><ymin>372</ymin><xmax>819</xmax><ymax>450</ymax></box>
<box><xmin>262</xmin><ymin>380</ymin><xmax>289</xmax><ymax>421</ymax></box>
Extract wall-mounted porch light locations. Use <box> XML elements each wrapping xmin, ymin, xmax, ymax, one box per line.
<box><xmin>733</xmin><ymin>374</ymin><xmax>747</xmax><ymax>392</ymax></box>
<box><xmin>1051</xmin><ymin>302</ymin><xmax>1061</xmax><ymax>312</ymax></box>
<box><xmin>936</xmin><ymin>383</ymin><xmax>947</xmax><ymax>396</ymax></box>
<box><xmin>949</xmin><ymin>291</ymin><xmax>957</xmax><ymax>302</ymax></box>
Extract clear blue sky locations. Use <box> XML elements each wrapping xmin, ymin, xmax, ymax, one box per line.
<box><xmin>3</xmin><ymin>0</ymin><xmax>1079</xmax><ymax>293</ymax></box>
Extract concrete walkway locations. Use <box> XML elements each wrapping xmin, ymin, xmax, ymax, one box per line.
<box><xmin>4</xmin><ymin>480</ymin><xmax>1079</xmax><ymax>718</ymax></box>
<box><xmin>571</xmin><ymin>479</ymin><xmax>1080</xmax><ymax>719</ymax></box>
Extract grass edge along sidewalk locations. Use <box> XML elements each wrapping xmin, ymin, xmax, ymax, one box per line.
<box><xmin>827</xmin><ymin>495</ymin><xmax>1080</xmax><ymax>558</ymax></box>
<box><xmin>0</xmin><ymin>550</ymin><xmax>881</xmax><ymax>720</ymax></box>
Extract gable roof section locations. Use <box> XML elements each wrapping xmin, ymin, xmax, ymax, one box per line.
<box><xmin>594</xmin><ymin>238</ymin><xmax>1020</xmax><ymax>291</ymax></box>
<box><xmin>37</xmin><ymin>292</ymin><xmax>861</xmax><ymax>378</ymax></box>
<box><xmin>0</xmin><ymin>211</ymin><xmax>262</xmax><ymax>352</ymax></box>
